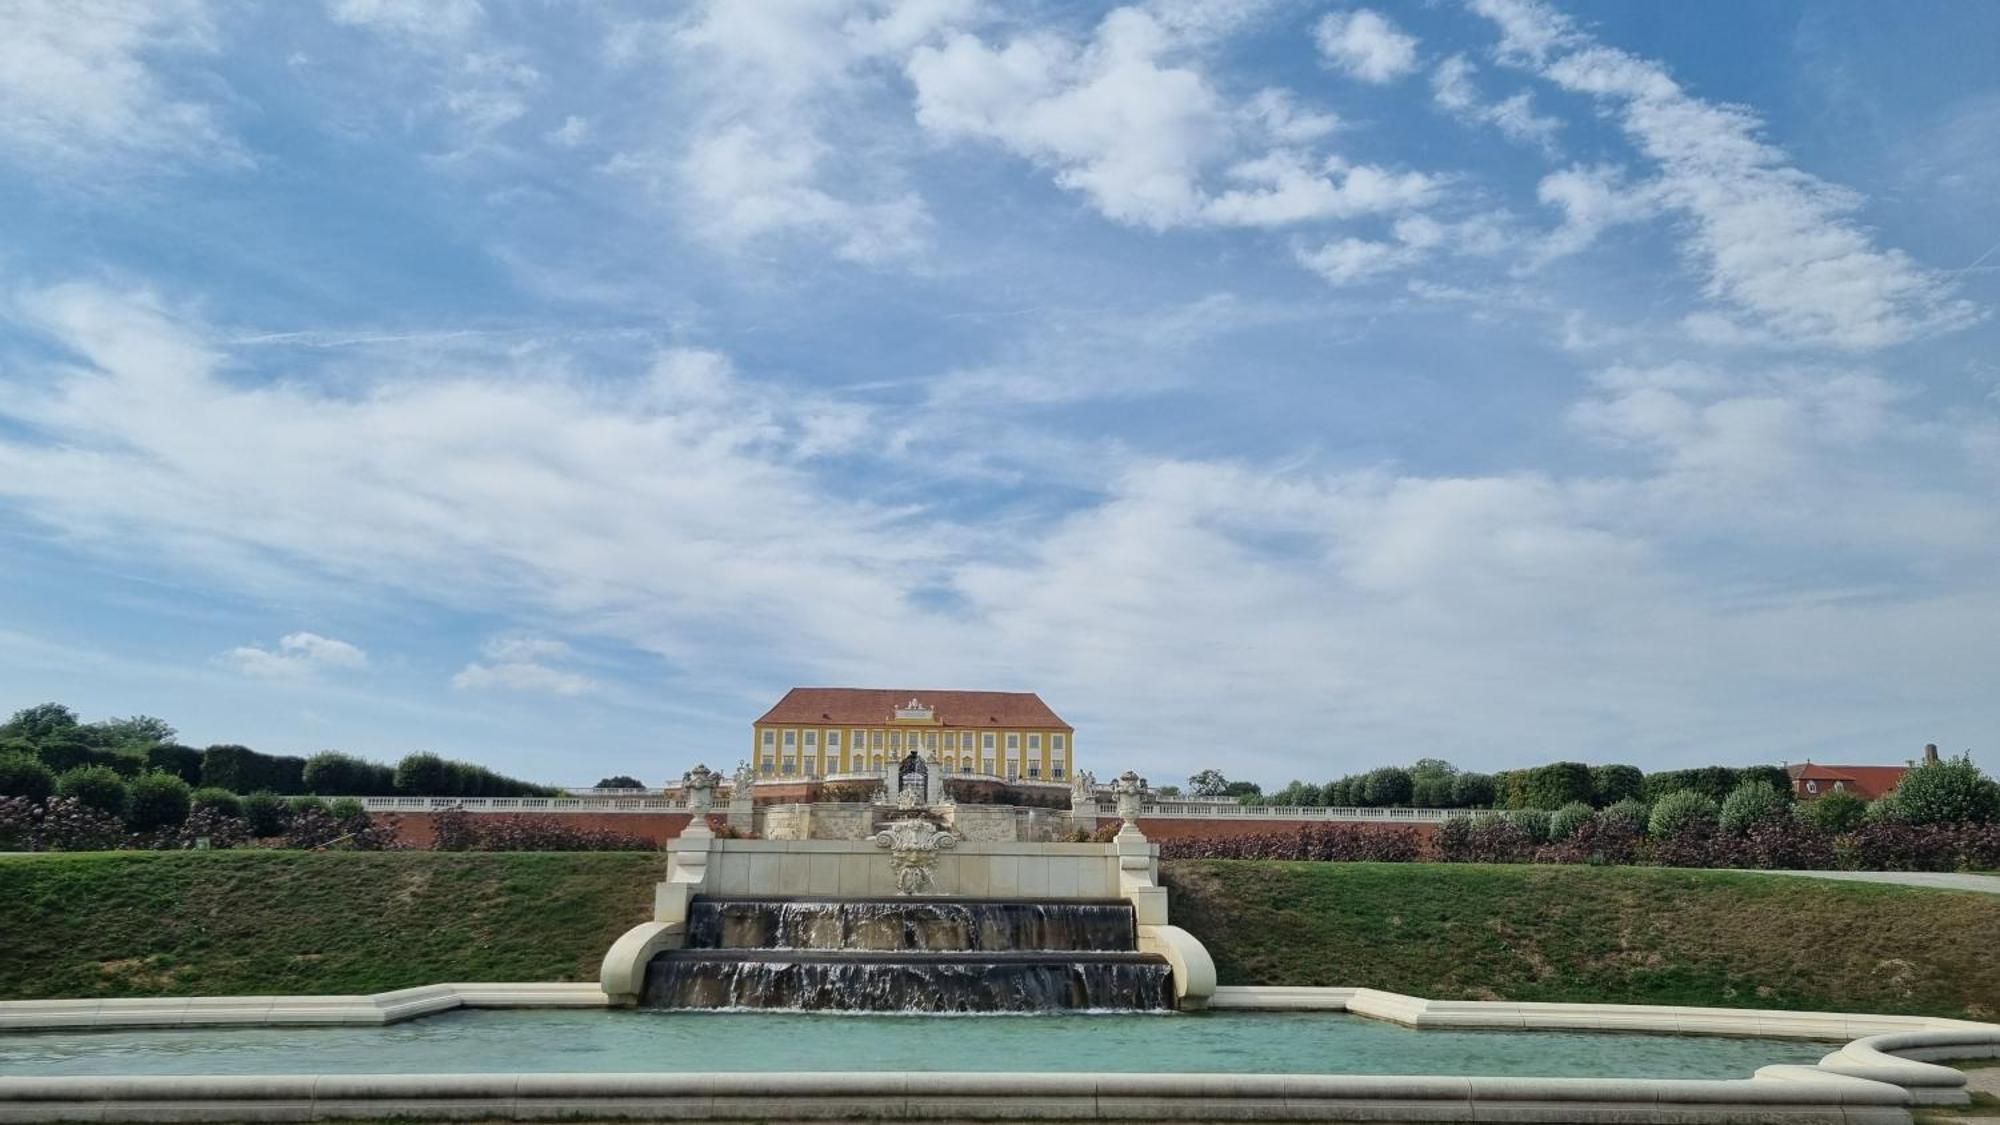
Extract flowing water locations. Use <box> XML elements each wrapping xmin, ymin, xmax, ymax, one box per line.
<box><xmin>644</xmin><ymin>897</ymin><xmax>1174</xmax><ymax>1012</ymax></box>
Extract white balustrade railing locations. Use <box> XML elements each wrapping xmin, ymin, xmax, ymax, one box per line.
<box><xmin>348</xmin><ymin>795</ymin><xmax>1458</xmax><ymax>821</ymax></box>
<box><xmin>355</xmin><ymin>796</ymin><xmax>690</xmax><ymax>813</ymax></box>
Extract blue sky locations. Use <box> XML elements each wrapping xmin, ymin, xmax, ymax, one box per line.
<box><xmin>2</xmin><ymin>0</ymin><xmax>1996</xmax><ymax>788</ymax></box>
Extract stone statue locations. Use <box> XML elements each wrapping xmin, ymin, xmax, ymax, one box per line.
<box><xmin>1070</xmin><ymin>769</ymin><xmax>1097</xmax><ymax>799</ymax></box>
<box><xmin>731</xmin><ymin>760</ymin><xmax>756</xmax><ymax>792</ymax></box>
<box><xmin>682</xmin><ymin>763</ymin><xmax>720</xmax><ymax>812</ymax></box>
<box><xmin>1112</xmin><ymin>769</ymin><xmax>1144</xmax><ymax>824</ymax></box>
<box><xmin>871</xmin><ymin>816</ymin><xmax>958</xmax><ymax>895</ymax></box>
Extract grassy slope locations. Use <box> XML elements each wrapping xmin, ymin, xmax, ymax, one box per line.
<box><xmin>5</xmin><ymin>853</ymin><xmax>1997</xmax><ymax>1019</ymax></box>
<box><xmin>0</xmin><ymin>852</ymin><xmax>657</xmax><ymax>1000</ymax></box>
<box><xmin>1162</xmin><ymin>860</ymin><xmax>2000</xmax><ymax>1021</ymax></box>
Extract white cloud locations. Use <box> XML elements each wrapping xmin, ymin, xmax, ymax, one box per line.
<box><xmin>453</xmin><ymin>636</ymin><xmax>594</xmax><ymax>695</ymax></box>
<box><xmin>1474</xmin><ymin>0</ymin><xmax>1978</xmax><ymax>350</ymax></box>
<box><xmin>225</xmin><ymin>632</ymin><xmax>369</xmax><ymax>679</ymax></box>
<box><xmin>1297</xmin><ymin>211</ymin><xmax>1510</xmax><ymax>284</ymax></box>
<box><xmin>326</xmin><ymin>0</ymin><xmax>540</xmax><ymax>141</ymax></box>
<box><xmin>1314</xmin><ymin>9</ymin><xmax>1419</xmax><ymax>84</ymax></box>
<box><xmin>907</xmin><ymin>7</ymin><xmax>1432</xmax><ymax>230</ymax></box>
<box><xmin>0</xmin><ymin>0</ymin><xmax>244</xmax><ymax>174</ymax></box>
<box><xmin>606</xmin><ymin>0</ymin><xmax>969</xmax><ymax>263</ymax></box>
<box><xmin>7</xmin><ymin>281</ymin><xmax>1998</xmax><ymax>775</ymax></box>
<box><xmin>1529</xmin><ymin>163</ymin><xmax>1662</xmax><ymax>263</ymax></box>
<box><xmin>545</xmin><ymin>115</ymin><xmax>590</xmax><ymax>148</ymax></box>
<box><xmin>1430</xmin><ymin>54</ymin><xmax>1559</xmax><ymax>152</ymax></box>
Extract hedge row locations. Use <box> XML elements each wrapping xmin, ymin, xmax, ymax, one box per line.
<box><xmin>1157</xmin><ymin>816</ymin><xmax>2000</xmax><ymax>872</ymax></box>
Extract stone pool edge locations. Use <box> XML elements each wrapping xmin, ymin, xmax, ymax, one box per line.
<box><xmin>4</xmin><ymin>984</ymin><xmax>1997</xmax><ymax>1121</ymax></box>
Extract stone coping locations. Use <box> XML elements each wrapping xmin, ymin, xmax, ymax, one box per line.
<box><xmin>3</xmin><ymin>984</ymin><xmax>1995</xmax><ymax>1120</ymax></box>
<box><xmin>0</xmin><ymin>1069</ymin><xmax>1916</xmax><ymax>1124</ymax></box>
<box><xmin>0</xmin><ymin>983</ymin><xmax>609</xmax><ymax>1032</ymax></box>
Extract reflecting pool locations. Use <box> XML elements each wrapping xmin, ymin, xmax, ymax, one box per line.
<box><xmin>0</xmin><ymin>1009</ymin><xmax>1829</xmax><ymax>1079</ymax></box>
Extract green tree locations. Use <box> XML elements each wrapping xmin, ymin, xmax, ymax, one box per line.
<box><xmin>191</xmin><ymin>788</ymin><xmax>243</xmax><ymax>818</ymax></box>
<box><xmin>127</xmin><ymin>772</ymin><xmax>193</xmax><ymax>832</ymax></box>
<box><xmin>1649</xmin><ymin>790</ymin><xmax>1719</xmax><ymax>837</ymax></box>
<box><xmin>1222</xmin><ymin>780</ymin><xmax>1263</xmax><ymax>802</ymax></box>
<box><xmin>2</xmin><ymin>702</ymin><xmax>80</xmax><ymax>743</ymax></box>
<box><xmin>1360</xmin><ymin>766</ymin><xmax>1413</xmax><ymax>807</ymax></box>
<box><xmin>1269</xmin><ymin>780</ymin><xmax>1324</xmax><ymax>806</ymax></box>
<box><xmin>143</xmin><ymin>743</ymin><xmax>203</xmax><ymax>785</ymax></box>
<box><xmin>1890</xmin><ymin>753</ymin><xmax>1999</xmax><ymax>825</ymax></box>
<box><xmin>1524</xmin><ymin>761</ymin><xmax>1593</xmax><ymax>809</ymax></box>
<box><xmin>1589</xmin><ymin>764</ymin><xmax>1645</xmax><ymax>806</ymax></box>
<box><xmin>304</xmin><ymin>751</ymin><xmax>392</xmax><ymax>795</ymax></box>
<box><xmin>1185</xmin><ymin>769</ymin><xmax>1231</xmax><ymax>798</ymax></box>
<box><xmin>1719</xmin><ymin>779</ymin><xmax>1786</xmax><ymax>833</ymax></box>
<box><xmin>595</xmin><ymin>775</ymin><xmax>645</xmax><ymax>790</ymax></box>
<box><xmin>56</xmin><ymin>765</ymin><xmax>130</xmax><ymax>819</ymax></box>
<box><xmin>1598</xmin><ymin>796</ymin><xmax>1650</xmax><ymax>835</ymax></box>
<box><xmin>0</xmin><ymin>752</ymin><xmax>58</xmax><ymax>802</ymax></box>
<box><xmin>241</xmin><ymin>791</ymin><xmax>291</xmax><ymax>836</ymax></box>
<box><xmin>88</xmin><ymin>715</ymin><xmax>177</xmax><ymax>747</ymax></box>
<box><xmin>1548</xmin><ymin>800</ymin><xmax>1594</xmax><ymax>840</ymax></box>
<box><xmin>1799</xmin><ymin>790</ymin><xmax>1867</xmax><ymax>834</ymax></box>
<box><xmin>394</xmin><ymin>752</ymin><xmax>451</xmax><ymax>795</ymax></box>
<box><xmin>1448</xmin><ymin>771</ymin><xmax>1496</xmax><ymax>808</ymax></box>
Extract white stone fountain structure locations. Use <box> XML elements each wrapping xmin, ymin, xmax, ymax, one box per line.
<box><xmin>600</xmin><ymin>764</ymin><xmax>1216</xmax><ymax>1012</ymax></box>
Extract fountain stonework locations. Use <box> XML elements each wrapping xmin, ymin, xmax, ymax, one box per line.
<box><xmin>600</xmin><ymin>767</ymin><xmax>1216</xmax><ymax>1013</ymax></box>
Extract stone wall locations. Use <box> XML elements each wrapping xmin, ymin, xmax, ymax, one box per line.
<box><xmin>381</xmin><ymin>811</ymin><xmax>721</xmax><ymax>848</ymax></box>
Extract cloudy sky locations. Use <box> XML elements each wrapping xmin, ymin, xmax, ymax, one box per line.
<box><xmin>2</xmin><ymin>0</ymin><xmax>1995</xmax><ymax>788</ymax></box>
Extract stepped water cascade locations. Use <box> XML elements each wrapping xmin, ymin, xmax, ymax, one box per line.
<box><xmin>642</xmin><ymin>897</ymin><xmax>1175</xmax><ymax>1012</ymax></box>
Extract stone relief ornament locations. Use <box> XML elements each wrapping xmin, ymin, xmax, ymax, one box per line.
<box><xmin>871</xmin><ymin>816</ymin><xmax>959</xmax><ymax>895</ymax></box>
<box><xmin>682</xmin><ymin>763</ymin><xmax>721</xmax><ymax>811</ymax></box>
<box><xmin>1112</xmin><ymin>769</ymin><xmax>1144</xmax><ymax>823</ymax></box>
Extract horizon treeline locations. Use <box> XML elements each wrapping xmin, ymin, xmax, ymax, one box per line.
<box><xmin>1194</xmin><ymin>759</ymin><xmax>1802</xmax><ymax>811</ymax></box>
<box><xmin>0</xmin><ymin>702</ymin><xmax>558</xmax><ymax>799</ymax></box>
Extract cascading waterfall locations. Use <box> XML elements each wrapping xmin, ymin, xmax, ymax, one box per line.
<box><xmin>643</xmin><ymin>897</ymin><xmax>1174</xmax><ymax>1013</ymax></box>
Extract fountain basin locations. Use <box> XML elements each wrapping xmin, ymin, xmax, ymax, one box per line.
<box><xmin>0</xmin><ymin>1009</ymin><xmax>1831</xmax><ymax>1078</ymax></box>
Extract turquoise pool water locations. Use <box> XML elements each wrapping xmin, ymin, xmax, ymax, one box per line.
<box><xmin>0</xmin><ymin>1010</ymin><xmax>1827</xmax><ymax>1079</ymax></box>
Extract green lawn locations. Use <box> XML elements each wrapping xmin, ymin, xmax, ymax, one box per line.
<box><xmin>1161</xmin><ymin>860</ymin><xmax>2000</xmax><ymax>1021</ymax></box>
<box><xmin>0</xmin><ymin>851</ymin><xmax>658</xmax><ymax>1000</ymax></box>
<box><xmin>6</xmin><ymin>852</ymin><xmax>1998</xmax><ymax>1020</ymax></box>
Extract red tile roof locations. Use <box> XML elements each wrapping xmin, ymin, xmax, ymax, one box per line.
<box><xmin>1786</xmin><ymin>762</ymin><xmax>1909</xmax><ymax>799</ymax></box>
<box><xmin>756</xmin><ymin>688</ymin><xmax>1071</xmax><ymax>731</ymax></box>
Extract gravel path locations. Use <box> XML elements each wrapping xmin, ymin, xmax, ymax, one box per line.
<box><xmin>1744</xmin><ymin>869</ymin><xmax>2000</xmax><ymax>895</ymax></box>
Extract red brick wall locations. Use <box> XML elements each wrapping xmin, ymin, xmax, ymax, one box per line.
<box><xmin>384</xmin><ymin>811</ymin><xmax>728</xmax><ymax>848</ymax></box>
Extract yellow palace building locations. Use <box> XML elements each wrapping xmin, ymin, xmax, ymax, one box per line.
<box><xmin>751</xmin><ymin>688</ymin><xmax>1074</xmax><ymax>782</ymax></box>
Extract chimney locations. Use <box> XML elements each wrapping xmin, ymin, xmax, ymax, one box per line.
<box><xmin>1924</xmin><ymin>743</ymin><xmax>1939</xmax><ymax>766</ymax></box>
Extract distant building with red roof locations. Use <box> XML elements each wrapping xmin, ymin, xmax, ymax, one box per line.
<box><xmin>1786</xmin><ymin>745</ymin><xmax>1935</xmax><ymax>800</ymax></box>
<box><xmin>752</xmin><ymin>688</ymin><xmax>1073</xmax><ymax>782</ymax></box>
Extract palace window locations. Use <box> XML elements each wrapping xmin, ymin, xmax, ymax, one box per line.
<box><xmin>1053</xmin><ymin>734</ymin><xmax>1065</xmax><ymax>752</ymax></box>
<box><xmin>1052</xmin><ymin>766</ymin><xmax>1065</xmax><ymax>780</ymax></box>
<box><xmin>804</xmin><ymin>730</ymin><xmax>817</xmax><ymax>748</ymax></box>
<box><xmin>762</xmin><ymin>729</ymin><xmax>775</xmax><ymax>748</ymax></box>
<box><xmin>783</xmin><ymin>729</ymin><xmax>796</xmax><ymax>747</ymax></box>
<box><xmin>761</xmin><ymin>756</ymin><xmax>775</xmax><ymax>773</ymax></box>
<box><xmin>924</xmin><ymin>732</ymin><xmax>937</xmax><ymax>750</ymax></box>
<box><xmin>871</xmin><ymin>730</ymin><xmax>884</xmax><ymax>749</ymax></box>
<box><xmin>889</xmin><ymin>731</ymin><xmax>902</xmax><ymax>750</ymax></box>
<box><xmin>1027</xmin><ymin>764</ymin><xmax>1041</xmax><ymax>779</ymax></box>
<box><xmin>1028</xmin><ymin>734</ymin><xmax>1041</xmax><ymax>752</ymax></box>
<box><xmin>1006</xmin><ymin>733</ymin><xmax>1019</xmax><ymax>750</ymax></box>
<box><xmin>827</xmin><ymin>730</ymin><xmax>840</xmax><ymax>749</ymax></box>
<box><xmin>982</xmin><ymin>732</ymin><xmax>995</xmax><ymax>750</ymax></box>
